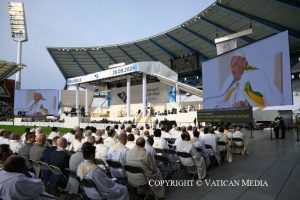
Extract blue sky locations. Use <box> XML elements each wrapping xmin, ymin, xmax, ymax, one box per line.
<box><xmin>0</xmin><ymin>0</ymin><xmax>214</xmax><ymax>90</ymax></box>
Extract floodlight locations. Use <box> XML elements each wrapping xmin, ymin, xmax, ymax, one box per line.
<box><xmin>8</xmin><ymin>2</ymin><xmax>28</xmax><ymax>42</ymax></box>
<box><xmin>8</xmin><ymin>1</ymin><xmax>28</xmax><ymax>90</ymax></box>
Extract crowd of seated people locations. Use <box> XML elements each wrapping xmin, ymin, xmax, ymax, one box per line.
<box><xmin>63</xmin><ymin>107</ymin><xmax>87</xmax><ymax>117</ymax></box>
<box><xmin>63</xmin><ymin>107</ymin><xmax>77</xmax><ymax>117</ymax></box>
<box><xmin>154</xmin><ymin>106</ymin><xmax>197</xmax><ymax>116</ymax></box>
<box><xmin>90</xmin><ymin>118</ymin><xmax>122</xmax><ymax>124</ymax></box>
<box><xmin>0</xmin><ymin>102</ymin><xmax>14</xmax><ymax>121</ymax></box>
<box><xmin>21</xmin><ymin>117</ymin><xmax>65</xmax><ymax>123</ymax></box>
<box><xmin>0</xmin><ymin>122</ymin><xmax>249</xmax><ymax>199</ymax></box>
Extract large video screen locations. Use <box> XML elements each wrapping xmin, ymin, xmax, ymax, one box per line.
<box><xmin>171</xmin><ymin>54</ymin><xmax>199</xmax><ymax>74</ymax></box>
<box><xmin>203</xmin><ymin>31</ymin><xmax>292</xmax><ymax>109</ymax></box>
<box><xmin>14</xmin><ymin>90</ymin><xmax>59</xmax><ymax>117</ymax></box>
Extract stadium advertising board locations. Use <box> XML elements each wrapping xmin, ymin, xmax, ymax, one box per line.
<box><xmin>203</xmin><ymin>31</ymin><xmax>292</xmax><ymax>109</ymax></box>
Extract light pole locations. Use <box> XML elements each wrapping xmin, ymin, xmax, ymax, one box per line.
<box><xmin>8</xmin><ymin>1</ymin><xmax>28</xmax><ymax>90</ymax></box>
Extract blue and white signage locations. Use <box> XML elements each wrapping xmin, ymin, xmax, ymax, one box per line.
<box><xmin>67</xmin><ymin>63</ymin><xmax>138</xmax><ymax>85</ymax></box>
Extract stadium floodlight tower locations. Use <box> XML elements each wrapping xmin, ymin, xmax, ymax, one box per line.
<box><xmin>8</xmin><ymin>1</ymin><xmax>28</xmax><ymax>90</ymax></box>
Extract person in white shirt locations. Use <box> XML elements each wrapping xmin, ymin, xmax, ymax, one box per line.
<box><xmin>87</xmin><ymin>136</ymin><xmax>96</xmax><ymax>145</ymax></box>
<box><xmin>48</xmin><ymin>127</ymin><xmax>60</xmax><ymax>140</ymax></box>
<box><xmin>138</xmin><ymin>126</ymin><xmax>144</xmax><ymax>136</ymax></box>
<box><xmin>201</xmin><ymin>127</ymin><xmax>218</xmax><ymax>153</ymax></box>
<box><xmin>125</xmin><ymin>126</ymin><xmax>132</xmax><ymax>136</ymax></box>
<box><xmin>224</xmin><ymin>126</ymin><xmax>233</xmax><ymax>139</ymax></box>
<box><xmin>133</xmin><ymin>128</ymin><xmax>141</xmax><ymax>141</ymax></box>
<box><xmin>191</xmin><ymin>130</ymin><xmax>210</xmax><ymax>167</ymax></box>
<box><xmin>21</xmin><ymin>128</ymin><xmax>31</xmax><ymax>143</ymax></box>
<box><xmin>143</xmin><ymin>130</ymin><xmax>150</xmax><ymax>141</ymax></box>
<box><xmin>68</xmin><ymin>130</ymin><xmax>83</xmax><ymax>152</ymax></box>
<box><xmin>214</xmin><ymin>126</ymin><xmax>220</xmax><ymax>136</ymax></box>
<box><xmin>199</xmin><ymin>127</ymin><xmax>205</xmax><ymax>138</ymax></box>
<box><xmin>153</xmin><ymin>129</ymin><xmax>169</xmax><ymax>149</ymax></box>
<box><xmin>82</xmin><ymin>130</ymin><xmax>92</xmax><ymax>143</ymax></box>
<box><xmin>107</xmin><ymin>132</ymin><xmax>128</xmax><ymax>179</ymax></box>
<box><xmin>144</xmin><ymin>136</ymin><xmax>156</xmax><ymax>157</ymax></box>
<box><xmin>187</xmin><ymin>126</ymin><xmax>194</xmax><ymax>140</ymax></box>
<box><xmin>95</xmin><ymin>137</ymin><xmax>108</xmax><ymax>162</ymax></box>
<box><xmin>161</xmin><ymin>125</ymin><xmax>171</xmax><ymax>138</ymax></box>
<box><xmin>176</xmin><ymin>132</ymin><xmax>207</xmax><ymax>179</ymax></box>
<box><xmin>217</xmin><ymin>127</ymin><xmax>228</xmax><ymax>142</ymax></box>
<box><xmin>125</xmin><ymin>134</ymin><xmax>135</xmax><ymax>149</ymax></box>
<box><xmin>232</xmin><ymin>127</ymin><xmax>248</xmax><ymax>155</ymax></box>
<box><xmin>104</xmin><ymin>129</ymin><xmax>117</xmax><ymax>149</ymax></box>
<box><xmin>119</xmin><ymin>124</ymin><xmax>125</xmax><ymax>134</ymax></box>
<box><xmin>233</xmin><ymin>127</ymin><xmax>245</xmax><ymax>139</ymax></box>
<box><xmin>217</xmin><ymin>127</ymin><xmax>232</xmax><ymax>163</ymax></box>
<box><xmin>35</xmin><ymin>127</ymin><xmax>44</xmax><ymax>136</ymax></box>
<box><xmin>63</xmin><ymin>129</ymin><xmax>75</xmax><ymax>145</ymax></box>
<box><xmin>169</xmin><ymin>125</ymin><xmax>181</xmax><ymax>139</ymax></box>
<box><xmin>0</xmin><ymin>130</ymin><xmax>10</xmax><ymax>145</ymax></box>
<box><xmin>9</xmin><ymin>134</ymin><xmax>23</xmax><ymax>154</ymax></box>
<box><xmin>174</xmin><ymin>136</ymin><xmax>182</xmax><ymax>147</ymax></box>
<box><xmin>113</xmin><ymin>124</ymin><xmax>120</xmax><ymax>136</ymax></box>
<box><xmin>96</xmin><ymin>129</ymin><xmax>106</xmax><ymax>139</ymax></box>
<box><xmin>201</xmin><ymin>127</ymin><xmax>220</xmax><ymax>165</ymax></box>
<box><xmin>174</xmin><ymin>128</ymin><xmax>185</xmax><ymax>147</ymax></box>
<box><xmin>145</xmin><ymin>124</ymin><xmax>153</xmax><ymax>136</ymax></box>
<box><xmin>107</xmin><ymin>131</ymin><xmax>128</xmax><ymax>164</ymax></box>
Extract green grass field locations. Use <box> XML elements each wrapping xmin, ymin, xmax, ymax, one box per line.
<box><xmin>0</xmin><ymin>125</ymin><xmax>72</xmax><ymax>135</ymax></box>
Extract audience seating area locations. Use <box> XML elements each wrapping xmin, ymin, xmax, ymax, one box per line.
<box><xmin>0</xmin><ymin>123</ymin><xmax>249</xmax><ymax>199</ymax></box>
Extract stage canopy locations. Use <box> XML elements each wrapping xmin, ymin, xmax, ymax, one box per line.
<box><xmin>67</xmin><ymin>61</ymin><xmax>203</xmax><ymax>97</ymax></box>
<box><xmin>0</xmin><ymin>60</ymin><xmax>22</xmax><ymax>81</ymax></box>
<box><xmin>47</xmin><ymin>0</ymin><xmax>300</xmax><ymax>80</ymax></box>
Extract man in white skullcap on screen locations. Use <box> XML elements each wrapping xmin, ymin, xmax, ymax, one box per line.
<box><xmin>206</xmin><ymin>51</ymin><xmax>283</xmax><ymax>108</ymax></box>
<box><xmin>25</xmin><ymin>91</ymin><xmax>49</xmax><ymax>116</ymax></box>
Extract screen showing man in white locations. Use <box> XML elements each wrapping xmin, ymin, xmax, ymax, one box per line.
<box><xmin>203</xmin><ymin>31</ymin><xmax>292</xmax><ymax>109</ymax></box>
<box><xmin>14</xmin><ymin>90</ymin><xmax>58</xmax><ymax>117</ymax></box>
<box><xmin>208</xmin><ymin>51</ymin><xmax>283</xmax><ymax>108</ymax></box>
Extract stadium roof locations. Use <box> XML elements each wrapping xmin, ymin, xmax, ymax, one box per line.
<box><xmin>0</xmin><ymin>60</ymin><xmax>22</xmax><ymax>81</ymax></box>
<box><xmin>47</xmin><ymin>0</ymin><xmax>300</xmax><ymax>80</ymax></box>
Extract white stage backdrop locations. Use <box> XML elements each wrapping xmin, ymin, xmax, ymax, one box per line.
<box><xmin>14</xmin><ymin>90</ymin><xmax>59</xmax><ymax>116</ymax></box>
<box><xmin>111</xmin><ymin>82</ymin><xmax>170</xmax><ymax>105</ymax></box>
<box><xmin>203</xmin><ymin>31</ymin><xmax>292</xmax><ymax>109</ymax></box>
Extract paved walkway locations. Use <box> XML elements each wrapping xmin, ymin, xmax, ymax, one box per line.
<box><xmin>166</xmin><ymin>129</ymin><xmax>300</xmax><ymax>200</ymax></box>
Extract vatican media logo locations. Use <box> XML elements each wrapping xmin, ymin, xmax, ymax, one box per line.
<box><xmin>203</xmin><ymin>179</ymin><xmax>269</xmax><ymax>187</ymax></box>
<box><xmin>148</xmin><ymin>179</ymin><xmax>269</xmax><ymax>187</ymax></box>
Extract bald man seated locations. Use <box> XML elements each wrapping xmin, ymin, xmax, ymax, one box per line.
<box><xmin>108</xmin><ymin>131</ymin><xmax>129</xmax><ymax>179</ymax></box>
<box><xmin>29</xmin><ymin>133</ymin><xmax>47</xmax><ymax>161</ymax></box>
<box><xmin>77</xmin><ymin>144</ymin><xmax>129</xmax><ymax>200</ymax></box>
<box><xmin>48</xmin><ymin>137</ymin><xmax>70</xmax><ymax>194</ymax></box>
<box><xmin>108</xmin><ymin>131</ymin><xmax>129</xmax><ymax>165</ymax></box>
<box><xmin>126</xmin><ymin>137</ymin><xmax>165</xmax><ymax>199</ymax></box>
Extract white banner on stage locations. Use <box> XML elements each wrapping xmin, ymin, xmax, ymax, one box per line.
<box><xmin>111</xmin><ymin>82</ymin><xmax>169</xmax><ymax>105</ymax></box>
<box><xmin>216</xmin><ymin>39</ymin><xmax>237</xmax><ymax>55</ymax></box>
